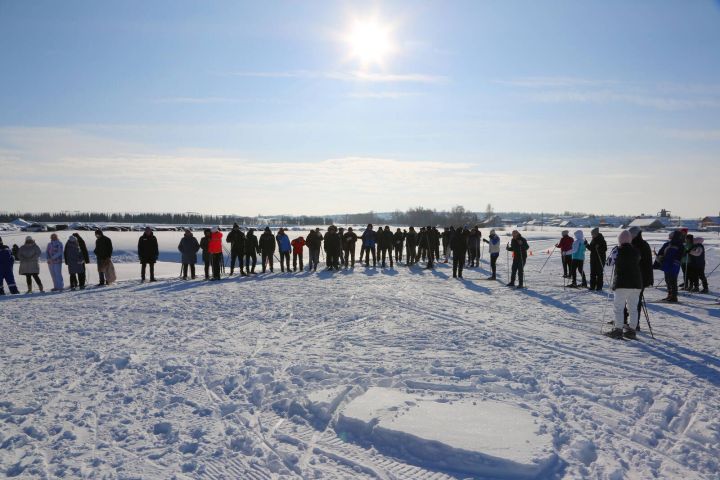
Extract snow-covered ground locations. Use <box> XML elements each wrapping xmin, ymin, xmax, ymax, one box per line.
<box><xmin>1</xmin><ymin>228</ymin><xmax>719</xmax><ymax>479</ymax></box>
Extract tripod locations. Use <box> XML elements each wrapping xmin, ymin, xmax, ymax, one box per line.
<box><xmin>639</xmin><ymin>292</ymin><xmax>655</xmax><ymax>339</ymax></box>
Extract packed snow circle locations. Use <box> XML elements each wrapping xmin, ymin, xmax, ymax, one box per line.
<box><xmin>1</xmin><ymin>226</ymin><xmax>719</xmax><ymax>479</ymax></box>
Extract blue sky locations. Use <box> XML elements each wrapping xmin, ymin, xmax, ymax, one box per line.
<box><xmin>1</xmin><ymin>0</ymin><xmax>719</xmax><ymax>217</ymax></box>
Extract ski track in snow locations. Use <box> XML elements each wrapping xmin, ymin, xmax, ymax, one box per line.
<box><xmin>1</xmin><ymin>229</ymin><xmax>719</xmax><ymax>479</ymax></box>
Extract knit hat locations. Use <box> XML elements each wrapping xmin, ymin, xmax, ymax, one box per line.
<box><xmin>561</xmin><ymin>230</ymin><xmax>569</xmax><ymax>236</ymax></box>
<box><xmin>618</xmin><ymin>230</ymin><xmax>632</xmax><ymax>245</ymax></box>
<box><xmin>591</xmin><ymin>227</ymin><xmax>599</xmax><ymax>236</ymax></box>
<box><xmin>628</xmin><ymin>226</ymin><xmax>641</xmax><ymax>239</ymax></box>
<box><xmin>26</xmin><ymin>236</ymin><xmax>33</xmax><ymax>242</ymax></box>
<box><xmin>490</xmin><ymin>229</ymin><xmax>495</xmax><ymax>235</ymax></box>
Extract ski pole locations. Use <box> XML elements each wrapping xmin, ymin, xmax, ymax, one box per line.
<box><xmin>538</xmin><ymin>245</ymin><xmax>556</xmax><ymax>273</ymax></box>
<box><xmin>506</xmin><ymin>246</ymin><xmax>510</xmax><ymax>280</ymax></box>
<box><xmin>600</xmin><ymin>264</ymin><xmax>615</xmax><ymax>333</ymax></box>
<box><xmin>641</xmin><ymin>293</ymin><xmax>655</xmax><ymax>339</ymax></box>
<box><xmin>707</xmin><ymin>262</ymin><xmax>720</xmax><ymax>278</ymax></box>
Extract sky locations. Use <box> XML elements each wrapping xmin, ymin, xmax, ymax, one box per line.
<box><xmin>1</xmin><ymin>0</ymin><xmax>719</xmax><ymax>218</ymax></box>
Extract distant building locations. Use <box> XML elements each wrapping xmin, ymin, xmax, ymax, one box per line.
<box><xmin>701</xmin><ymin>216</ymin><xmax>720</xmax><ymax>228</ymax></box>
<box><xmin>627</xmin><ymin>218</ymin><xmax>665</xmax><ymax>230</ymax></box>
<box><xmin>478</xmin><ymin>215</ymin><xmax>504</xmax><ymax>228</ymax></box>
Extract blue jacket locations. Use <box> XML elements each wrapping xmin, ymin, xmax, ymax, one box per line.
<box><xmin>276</xmin><ymin>233</ymin><xmax>291</xmax><ymax>253</ymax></box>
<box><xmin>362</xmin><ymin>229</ymin><xmax>376</xmax><ymax>248</ymax></box>
<box><xmin>0</xmin><ymin>245</ymin><xmax>14</xmax><ymax>274</ymax></box>
<box><xmin>661</xmin><ymin>231</ymin><xmax>684</xmax><ymax>276</ymax></box>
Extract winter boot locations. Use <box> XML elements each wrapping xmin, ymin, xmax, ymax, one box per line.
<box><xmin>506</xmin><ymin>282</ymin><xmax>515</xmax><ymax>287</ymax></box>
<box><xmin>622</xmin><ymin>328</ymin><xmax>637</xmax><ymax>340</ymax></box>
<box><xmin>604</xmin><ymin>328</ymin><xmax>623</xmax><ymax>339</ymax></box>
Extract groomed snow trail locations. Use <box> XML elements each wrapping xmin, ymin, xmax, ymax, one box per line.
<box><xmin>1</xmin><ymin>235</ymin><xmax>719</xmax><ymax>479</ymax></box>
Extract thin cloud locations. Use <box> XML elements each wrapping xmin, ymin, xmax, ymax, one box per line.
<box><xmin>345</xmin><ymin>91</ymin><xmax>423</xmax><ymax>99</ymax></box>
<box><xmin>228</xmin><ymin>70</ymin><xmax>448</xmax><ymax>84</ymax></box>
<box><xmin>153</xmin><ymin>97</ymin><xmax>247</xmax><ymax>104</ymax></box>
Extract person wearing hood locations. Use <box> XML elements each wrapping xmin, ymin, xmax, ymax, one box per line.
<box><xmin>606</xmin><ymin>230</ymin><xmax>642</xmax><ymax>340</ymax></box>
<box><xmin>585</xmin><ymin>227</ymin><xmax>607</xmax><ymax>291</ymax></box>
<box><xmin>138</xmin><ymin>227</ymin><xmax>159</xmax><ymax>282</ymax></box>
<box><xmin>506</xmin><ymin>230</ymin><xmax>529</xmax><ymax>288</ymax></box>
<box><xmin>343</xmin><ymin>227</ymin><xmax>358</xmax><ymax>268</ymax></box>
<box><xmin>18</xmin><ymin>236</ymin><xmax>43</xmax><ymax>293</ymax></box>
<box><xmin>94</xmin><ymin>230</ymin><xmax>114</xmax><ymax>286</ymax></box>
<box><xmin>405</xmin><ymin>227</ymin><xmax>417</xmax><ymax>265</ymax></box>
<box><xmin>360</xmin><ymin>224</ymin><xmax>377</xmax><ymax>267</ymax></box>
<box><xmin>555</xmin><ymin>230</ymin><xmax>574</xmax><ymax>278</ymax></box>
<box><xmin>483</xmin><ymin>229</ymin><xmax>501</xmax><ymax>280</ymax></box>
<box><xmin>660</xmin><ymin>230</ymin><xmax>684</xmax><ymax>302</ymax></box>
<box><xmin>46</xmin><ymin>233</ymin><xmax>65</xmax><ymax>291</ymax></box>
<box><xmin>64</xmin><ymin>235</ymin><xmax>86</xmax><ymax>290</ymax></box>
<box><xmin>244</xmin><ymin>228</ymin><xmax>259</xmax><ymax>274</ymax></box>
<box><xmin>72</xmin><ymin>233</ymin><xmax>90</xmax><ymax>265</ymax></box>
<box><xmin>568</xmin><ymin>230</ymin><xmax>587</xmax><ymax>288</ymax></box>
<box><xmin>178</xmin><ymin>229</ymin><xmax>200</xmax><ymax>279</ymax></box>
<box><xmin>209</xmin><ymin>226</ymin><xmax>224</xmax><ymax>280</ymax></box>
<box><xmin>276</xmin><ymin>228</ymin><xmax>291</xmax><ymax>272</ymax></box>
<box><xmin>305</xmin><ymin>228</ymin><xmax>321</xmax><ymax>272</ymax></box>
<box><xmin>0</xmin><ymin>237</ymin><xmax>20</xmax><ymax>295</ymax></box>
<box><xmin>291</xmin><ymin>234</ymin><xmax>306</xmax><ymax>271</ymax></box>
<box><xmin>226</xmin><ymin>223</ymin><xmax>246</xmax><ymax>276</ymax></box>
<box><xmin>450</xmin><ymin>227</ymin><xmax>469</xmax><ymax>278</ymax></box>
<box><xmin>259</xmin><ymin>227</ymin><xmax>275</xmax><ymax>273</ymax></box>
<box><xmin>199</xmin><ymin>228</ymin><xmax>212</xmax><ymax>279</ymax></box>
<box><xmin>687</xmin><ymin>236</ymin><xmax>708</xmax><ymax>293</ymax></box>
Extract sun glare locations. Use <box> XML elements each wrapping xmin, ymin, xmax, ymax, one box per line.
<box><xmin>346</xmin><ymin>18</ymin><xmax>395</xmax><ymax>67</ymax></box>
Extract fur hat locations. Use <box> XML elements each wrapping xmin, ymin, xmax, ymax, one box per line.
<box><xmin>618</xmin><ymin>230</ymin><xmax>632</xmax><ymax>245</ymax></box>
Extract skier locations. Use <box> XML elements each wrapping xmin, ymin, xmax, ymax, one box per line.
<box><xmin>46</xmin><ymin>233</ymin><xmax>65</xmax><ymax>291</ymax></box>
<box><xmin>18</xmin><ymin>236</ymin><xmax>43</xmax><ymax>293</ymax></box>
<box><xmin>178</xmin><ymin>229</ymin><xmax>200</xmax><ymax>279</ymax></box>
<box><xmin>605</xmin><ymin>230</ymin><xmax>642</xmax><ymax>340</ymax></box>
<box><xmin>94</xmin><ymin>230</ymin><xmax>115</xmax><ymax>286</ymax></box>
<box><xmin>244</xmin><ymin>228</ymin><xmax>259</xmax><ymax>274</ymax></box>
<box><xmin>199</xmin><ymin>229</ymin><xmax>212</xmax><ymax>279</ymax></box>
<box><xmin>64</xmin><ymin>235</ymin><xmax>86</xmax><ymax>290</ymax></box>
<box><xmin>226</xmin><ymin>223</ymin><xmax>246</xmax><ymax>275</ymax></box>
<box><xmin>361</xmin><ymin>224</ymin><xmax>377</xmax><ymax>267</ymax></box>
<box><xmin>450</xmin><ymin>227</ymin><xmax>469</xmax><ymax>278</ymax></box>
<box><xmin>0</xmin><ymin>237</ymin><xmax>20</xmax><ymax>295</ymax></box>
<box><xmin>291</xmin><ymin>235</ymin><xmax>305</xmax><ymax>271</ymax></box>
<box><xmin>276</xmin><ymin>228</ymin><xmax>291</xmax><ymax>272</ymax></box>
<box><xmin>482</xmin><ymin>229</ymin><xmax>501</xmax><ymax>280</ymax></box>
<box><xmin>393</xmin><ymin>228</ymin><xmax>405</xmax><ymax>264</ymax></box>
<box><xmin>324</xmin><ymin>225</ymin><xmax>342</xmax><ymax>270</ymax></box>
<box><xmin>660</xmin><ymin>230</ymin><xmax>684</xmax><ymax>302</ymax></box>
<box><xmin>343</xmin><ymin>227</ymin><xmax>358</xmax><ymax>268</ymax></box>
<box><xmin>405</xmin><ymin>227</ymin><xmax>417</xmax><ymax>266</ymax></box>
<box><xmin>687</xmin><ymin>237</ymin><xmax>708</xmax><ymax>293</ymax></box>
<box><xmin>506</xmin><ymin>230</ymin><xmax>529</xmax><ymax>288</ymax></box>
<box><xmin>306</xmin><ymin>228</ymin><xmax>321</xmax><ymax>272</ymax></box>
<box><xmin>568</xmin><ymin>230</ymin><xmax>587</xmax><ymax>288</ymax></box>
<box><xmin>259</xmin><ymin>227</ymin><xmax>275</xmax><ymax>273</ymax></box>
<box><xmin>585</xmin><ymin>227</ymin><xmax>607</xmax><ymax>290</ymax></box>
<box><xmin>138</xmin><ymin>227</ymin><xmax>159</xmax><ymax>282</ymax></box>
<box><xmin>629</xmin><ymin>226</ymin><xmax>654</xmax><ymax>327</ymax></box>
<box><xmin>556</xmin><ymin>230</ymin><xmax>573</xmax><ymax>278</ymax></box>
<box><xmin>209</xmin><ymin>226</ymin><xmax>224</xmax><ymax>280</ymax></box>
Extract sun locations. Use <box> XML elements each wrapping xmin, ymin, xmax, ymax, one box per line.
<box><xmin>345</xmin><ymin>18</ymin><xmax>395</xmax><ymax>67</ymax></box>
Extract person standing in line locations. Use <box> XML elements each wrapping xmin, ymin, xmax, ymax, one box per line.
<box><xmin>199</xmin><ymin>228</ymin><xmax>212</xmax><ymax>280</ymax></box>
<box><xmin>94</xmin><ymin>230</ymin><xmax>114</xmax><ymax>286</ymax></box>
<box><xmin>660</xmin><ymin>230</ymin><xmax>684</xmax><ymax>302</ymax></box>
<box><xmin>687</xmin><ymin>236</ymin><xmax>708</xmax><ymax>293</ymax></box>
<box><xmin>209</xmin><ymin>226</ymin><xmax>224</xmax><ymax>280</ymax></box>
<box><xmin>305</xmin><ymin>229</ymin><xmax>321</xmax><ymax>272</ymax></box>
<box><xmin>393</xmin><ymin>228</ymin><xmax>405</xmax><ymax>264</ymax></box>
<box><xmin>226</xmin><ymin>223</ymin><xmax>246</xmax><ymax>276</ymax></box>
<box><xmin>467</xmin><ymin>227</ymin><xmax>481</xmax><ymax>267</ymax></box>
<box><xmin>0</xmin><ymin>237</ymin><xmax>20</xmax><ymax>295</ymax></box>
<box><xmin>291</xmin><ymin>235</ymin><xmax>305</xmax><ymax>272</ymax></box>
<box><xmin>506</xmin><ymin>230</ymin><xmax>529</xmax><ymax>288</ymax></box>
<box><xmin>178</xmin><ymin>229</ymin><xmax>200</xmax><ymax>280</ymax></box>
<box><xmin>323</xmin><ymin>225</ymin><xmax>343</xmax><ymax>270</ymax></box>
<box><xmin>605</xmin><ymin>230</ymin><xmax>642</xmax><ymax>340</ymax></box>
<box><xmin>138</xmin><ymin>227</ymin><xmax>159</xmax><ymax>282</ymax></box>
<box><xmin>441</xmin><ymin>227</ymin><xmax>451</xmax><ymax>259</ymax></box>
<box><xmin>451</xmin><ymin>227</ymin><xmax>469</xmax><ymax>278</ymax></box>
<box><xmin>483</xmin><ymin>229</ymin><xmax>501</xmax><ymax>280</ymax></box>
<box><xmin>46</xmin><ymin>233</ymin><xmax>65</xmax><ymax>291</ymax></box>
<box><xmin>244</xmin><ymin>228</ymin><xmax>259</xmax><ymax>274</ymax></box>
<box><xmin>361</xmin><ymin>224</ymin><xmax>377</xmax><ymax>267</ymax></box>
<box><xmin>343</xmin><ymin>227</ymin><xmax>358</xmax><ymax>268</ymax></box>
<box><xmin>585</xmin><ymin>227</ymin><xmax>607</xmax><ymax>291</ymax></box>
<box><xmin>556</xmin><ymin>230</ymin><xmax>574</xmax><ymax>278</ymax></box>
<box><xmin>276</xmin><ymin>228</ymin><xmax>292</xmax><ymax>272</ymax></box>
<box><xmin>628</xmin><ymin>226</ymin><xmax>654</xmax><ymax>329</ymax></box>
<box><xmin>18</xmin><ymin>236</ymin><xmax>43</xmax><ymax>293</ymax></box>
<box><xmin>337</xmin><ymin>227</ymin><xmax>346</xmax><ymax>266</ymax></box>
<box><xmin>405</xmin><ymin>227</ymin><xmax>417</xmax><ymax>265</ymax></box>
<box><xmin>381</xmin><ymin>226</ymin><xmax>394</xmax><ymax>268</ymax></box>
<box><xmin>568</xmin><ymin>230</ymin><xmax>587</xmax><ymax>288</ymax></box>
<box><xmin>259</xmin><ymin>227</ymin><xmax>275</xmax><ymax>273</ymax></box>
<box><xmin>64</xmin><ymin>235</ymin><xmax>86</xmax><ymax>290</ymax></box>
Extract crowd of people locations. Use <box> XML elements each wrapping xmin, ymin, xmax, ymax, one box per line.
<box><xmin>0</xmin><ymin>224</ymin><xmax>714</xmax><ymax>340</ymax></box>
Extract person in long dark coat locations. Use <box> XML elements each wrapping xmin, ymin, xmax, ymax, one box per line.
<box><xmin>226</xmin><ymin>223</ymin><xmax>246</xmax><ymax>275</ymax></box>
<box><xmin>138</xmin><ymin>227</ymin><xmax>159</xmax><ymax>282</ymax></box>
<box><xmin>451</xmin><ymin>227</ymin><xmax>469</xmax><ymax>278</ymax></box>
<box><xmin>199</xmin><ymin>228</ymin><xmax>212</xmax><ymax>280</ymax></box>
<box><xmin>178</xmin><ymin>229</ymin><xmax>200</xmax><ymax>279</ymax></box>
<box><xmin>259</xmin><ymin>227</ymin><xmax>276</xmax><ymax>273</ymax></box>
<box><xmin>585</xmin><ymin>227</ymin><xmax>608</xmax><ymax>291</ymax></box>
<box><xmin>64</xmin><ymin>235</ymin><xmax>86</xmax><ymax>290</ymax></box>
<box><xmin>244</xmin><ymin>228</ymin><xmax>259</xmax><ymax>274</ymax></box>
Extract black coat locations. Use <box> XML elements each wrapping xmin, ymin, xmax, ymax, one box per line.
<box><xmin>138</xmin><ymin>234</ymin><xmax>159</xmax><ymax>263</ymax></box>
<box><xmin>343</xmin><ymin>231</ymin><xmax>358</xmax><ymax>247</ymax></box>
<box><xmin>393</xmin><ymin>231</ymin><xmax>405</xmax><ymax>248</ymax></box>
<box><xmin>178</xmin><ymin>236</ymin><xmax>200</xmax><ymax>265</ymax></box>
<box><xmin>200</xmin><ymin>236</ymin><xmax>211</xmax><ymax>262</ymax></box>
<box><xmin>506</xmin><ymin>236</ymin><xmax>529</xmax><ymax>262</ymax></box>
<box><xmin>586</xmin><ymin>234</ymin><xmax>608</xmax><ymax>265</ymax></box>
<box><xmin>405</xmin><ymin>231</ymin><xmax>417</xmax><ymax>248</ymax></box>
<box><xmin>613</xmin><ymin>244</ymin><xmax>642</xmax><ymax>290</ymax></box>
<box><xmin>245</xmin><ymin>232</ymin><xmax>259</xmax><ymax>255</ymax></box>
<box><xmin>259</xmin><ymin>232</ymin><xmax>276</xmax><ymax>253</ymax></box>
<box><xmin>383</xmin><ymin>230</ymin><xmax>394</xmax><ymax>249</ymax></box>
<box><xmin>227</xmin><ymin>229</ymin><xmax>246</xmax><ymax>254</ymax></box>
<box><xmin>94</xmin><ymin>235</ymin><xmax>113</xmax><ymax>260</ymax></box>
<box><xmin>73</xmin><ymin>235</ymin><xmax>90</xmax><ymax>263</ymax></box>
<box><xmin>324</xmin><ymin>232</ymin><xmax>342</xmax><ymax>254</ymax></box>
<box><xmin>450</xmin><ymin>230</ymin><xmax>468</xmax><ymax>254</ymax></box>
<box><xmin>632</xmin><ymin>234</ymin><xmax>654</xmax><ymax>287</ymax></box>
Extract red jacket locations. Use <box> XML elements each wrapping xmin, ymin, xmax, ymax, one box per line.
<box><xmin>557</xmin><ymin>236</ymin><xmax>573</xmax><ymax>253</ymax></box>
<box><xmin>209</xmin><ymin>231</ymin><xmax>223</xmax><ymax>254</ymax></box>
<box><xmin>291</xmin><ymin>237</ymin><xmax>306</xmax><ymax>254</ymax></box>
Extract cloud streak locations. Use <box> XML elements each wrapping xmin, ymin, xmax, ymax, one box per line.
<box><xmin>227</xmin><ymin>70</ymin><xmax>448</xmax><ymax>84</ymax></box>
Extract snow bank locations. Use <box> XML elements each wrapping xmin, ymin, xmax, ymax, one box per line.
<box><xmin>335</xmin><ymin>387</ymin><xmax>557</xmax><ymax>479</ymax></box>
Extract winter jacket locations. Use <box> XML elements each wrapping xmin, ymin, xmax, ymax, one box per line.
<box><xmin>361</xmin><ymin>229</ymin><xmax>376</xmax><ymax>248</ymax></box>
<box><xmin>138</xmin><ymin>234</ymin><xmax>159</xmax><ymax>263</ymax></box>
<box><xmin>483</xmin><ymin>233</ymin><xmax>500</xmax><ymax>254</ymax></box>
<box><xmin>324</xmin><ymin>232</ymin><xmax>342</xmax><ymax>254</ymax></box>
<box><xmin>245</xmin><ymin>232</ymin><xmax>259</xmax><ymax>255</ymax></box>
<box><xmin>450</xmin><ymin>230</ymin><xmax>468</xmax><ymax>254</ymax></box>
<box><xmin>613</xmin><ymin>244</ymin><xmax>642</xmax><ymax>290</ymax></box>
<box><xmin>688</xmin><ymin>238</ymin><xmax>705</xmax><ymax>270</ymax></box>
<box><xmin>64</xmin><ymin>237</ymin><xmax>86</xmax><ymax>275</ymax></box>
<box><xmin>276</xmin><ymin>232</ymin><xmax>291</xmax><ymax>253</ymax></box>
<box><xmin>227</xmin><ymin>229</ymin><xmax>246</xmax><ymax>254</ymax></box>
<box><xmin>0</xmin><ymin>244</ymin><xmax>14</xmax><ymax>275</ymax></box>
<box><xmin>343</xmin><ymin>231</ymin><xmax>358</xmax><ymax>248</ymax></box>
<box><xmin>306</xmin><ymin>231</ymin><xmax>322</xmax><ymax>250</ymax></box>
<box><xmin>586</xmin><ymin>233</ymin><xmax>607</xmax><ymax>264</ymax></box>
<box><xmin>441</xmin><ymin>230</ymin><xmax>451</xmax><ymax>246</ymax></box>
<box><xmin>94</xmin><ymin>235</ymin><xmax>113</xmax><ymax>260</ymax></box>
<box><xmin>18</xmin><ymin>241</ymin><xmax>42</xmax><ymax>275</ymax></box>
<box><xmin>632</xmin><ymin>233</ymin><xmax>654</xmax><ymax>288</ymax></box>
<box><xmin>661</xmin><ymin>231</ymin><xmax>684</xmax><ymax>276</ymax></box>
<box><xmin>506</xmin><ymin>236</ymin><xmax>529</xmax><ymax>261</ymax></box>
<box><xmin>467</xmin><ymin>230</ymin><xmax>481</xmax><ymax>250</ymax></box>
<box><xmin>569</xmin><ymin>231</ymin><xmax>586</xmax><ymax>261</ymax></box>
<box><xmin>291</xmin><ymin>237</ymin><xmax>306</xmax><ymax>255</ymax></box>
<box><xmin>200</xmin><ymin>236</ymin><xmax>211</xmax><ymax>263</ymax></box>
<box><xmin>209</xmin><ymin>231</ymin><xmax>223</xmax><ymax>254</ymax></box>
<box><xmin>557</xmin><ymin>235</ymin><xmax>573</xmax><ymax>255</ymax></box>
<box><xmin>46</xmin><ymin>239</ymin><xmax>64</xmax><ymax>265</ymax></box>
<box><xmin>178</xmin><ymin>235</ymin><xmax>200</xmax><ymax>265</ymax></box>
<box><xmin>73</xmin><ymin>235</ymin><xmax>90</xmax><ymax>263</ymax></box>
<box><xmin>259</xmin><ymin>231</ymin><xmax>276</xmax><ymax>253</ymax></box>
<box><xmin>382</xmin><ymin>229</ymin><xmax>394</xmax><ymax>249</ymax></box>
<box><xmin>405</xmin><ymin>230</ymin><xmax>417</xmax><ymax>248</ymax></box>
